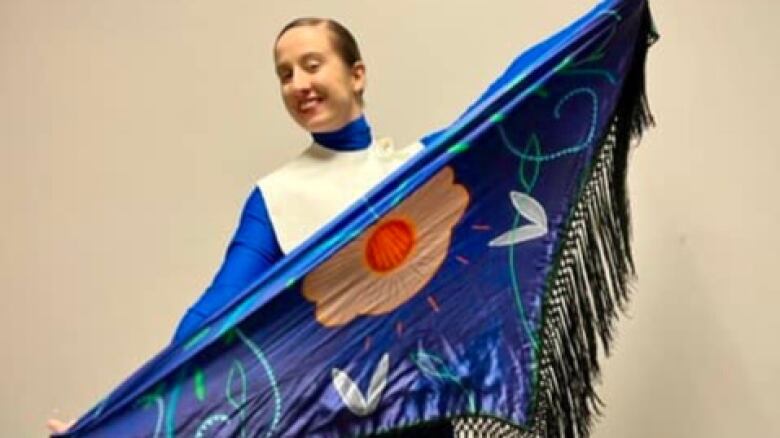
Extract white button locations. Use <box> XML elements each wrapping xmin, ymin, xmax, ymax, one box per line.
<box><xmin>376</xmin><ymin>137</ymin><xmax>395</xmax><ymax>158</ymax></box>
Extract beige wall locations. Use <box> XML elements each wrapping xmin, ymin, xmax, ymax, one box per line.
<box><xmin>2</xmin><ymin>0</ymin><xmax>778</xmax><ymax>436</ymax></box>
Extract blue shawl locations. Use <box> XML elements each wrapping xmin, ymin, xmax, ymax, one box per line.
<box><xmin>58</xmin><ymin>0</ymin><xmax>657</xmax><ymax>436</ymax></box>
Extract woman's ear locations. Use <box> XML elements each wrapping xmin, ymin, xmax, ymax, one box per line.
<box><xmin>351</xmin><ymin>61</ymin><xmax>366</xmax><ymax>96</ymax></box>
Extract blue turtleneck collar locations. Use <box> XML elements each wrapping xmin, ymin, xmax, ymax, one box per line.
<box><xmin>312</xmin><ymin>114</ymin><xmax>372</xmax><ymax>151</ymax></box>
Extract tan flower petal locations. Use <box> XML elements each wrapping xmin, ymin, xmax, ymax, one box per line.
<box><xmin>302</xmin><ymin>166</ymin><xmax>469</xmax><ymax>327</ymax></box>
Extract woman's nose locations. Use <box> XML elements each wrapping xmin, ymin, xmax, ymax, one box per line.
<box><xmin>291</xmin><ymin>71</ymin><xmax>312</xmax><ymax>91</ymax></box>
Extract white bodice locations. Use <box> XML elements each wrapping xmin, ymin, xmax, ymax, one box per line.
<box><xmin>257</xmin><ymin>137</ymin><xmax>424</xmax><ymax>254</ymax></box>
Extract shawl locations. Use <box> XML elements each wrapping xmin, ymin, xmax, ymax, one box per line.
<box><xmin>57</xmin><ymin>0</ymin><xmax>657</xmax><ymax>436</ymax></box>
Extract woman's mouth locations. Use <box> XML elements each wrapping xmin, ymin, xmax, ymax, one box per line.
<box><xmin>299</xmin><ymin>97</ymin><xmax>324</xmax><ymax>114</ymax></box>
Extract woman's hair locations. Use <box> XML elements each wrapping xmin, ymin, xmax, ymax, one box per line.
<box><xmin>275</xmin><ymin>17</ymin><xmax>363</xmax><ymax>68</ymax></box>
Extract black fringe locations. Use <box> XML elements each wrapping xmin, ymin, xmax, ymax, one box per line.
<box><xmin>529</xmin><ymin>4</ymin><xmax>658</xmax><ymax>438</ymax></box>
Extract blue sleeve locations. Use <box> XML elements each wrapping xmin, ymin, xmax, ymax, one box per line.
<box><xmin>172</xmin><ymin>187</ymin><xmax>284</xmax><ymax>344</ymax></box>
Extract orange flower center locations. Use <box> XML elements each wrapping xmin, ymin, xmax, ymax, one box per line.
<box><xmin>365</xmin><ymin>218</ymin><xmax>416</xmax><ymax>273</ymax></box>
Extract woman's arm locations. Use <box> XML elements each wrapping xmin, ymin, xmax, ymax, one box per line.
<box><xmin>172</xmin><ymin>188</ymin><xmax>283</xmax><ymax>344</ymax></box>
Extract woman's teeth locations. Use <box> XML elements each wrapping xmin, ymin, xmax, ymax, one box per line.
<box><xmin>300</xmin><ymin>98</ymin><xmax>322</xmax><ymax>111</ymax></box>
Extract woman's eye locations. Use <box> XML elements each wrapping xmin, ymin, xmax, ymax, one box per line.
<box><xmin>306</xmin><ymin>62</ymin><xmax>320</xmax><ymax>72</ymax></box>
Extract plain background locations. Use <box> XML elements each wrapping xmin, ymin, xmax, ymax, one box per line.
<box><xmin>2</xmin><ymin>0</ymin><xmax>779</xmax><ymax>436</ymax></box>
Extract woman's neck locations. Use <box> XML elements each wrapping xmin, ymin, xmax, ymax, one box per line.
<box><xmin>312</xmin><ymin>114</ymin><xmax>372</xmax><ymax>151</ymax></box>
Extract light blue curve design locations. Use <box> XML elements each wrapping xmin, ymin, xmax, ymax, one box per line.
<box><xmin>226</xmin><ymin>360</ymin><xmax>248</xmax><ymax>438</ymax></box>
<box><xmin>194</xmin><ymin>414</ymin><xmax>229</xmax><ymax>438</ymax></box>
<box><xmin>136</xmin><ymin>395</ymin><xmax>165</xmax><ymax>438</ymax></box>
<box><xmin>498</xmin><ymin>87</ymin><xmax>599</xmax><ymax>163</ymax></box>
<box><xmin>235</xmin><ymin>328</ymin><xmax>282</xmax><ymax>438</ymax></box>
<box><xmin>553</xmin><ymin>87</ymin><xmax>599</xmax><ymax>149</ymax></box>
<box><xmin>136</xmin><ymin>385</ymin><xmax>167</xmax><ymax>438</ymax></box>
<box><xmin>410</xmin><ymin>349</ymin><xmax>476</xmax><ymax>413</ymax></box>
<box><xmin>164</xmin><ymin>378</ymin><xmax>183</xmax><ymax>438</ymax></box>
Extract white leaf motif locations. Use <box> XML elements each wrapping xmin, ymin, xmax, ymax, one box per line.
<box><xmin>332</xmin><ymin>353</ymin><xmax>389</xmax><ymax>416</ymax></box>
<box><xmin>510</xmin><ymin>191</ymin><xmax>547</xmax><ymax>228</ymax></box>
<box><xmin>488</xmin><ymin>191</ymin><xmax>548</xmax><ymax>247</ymax></box>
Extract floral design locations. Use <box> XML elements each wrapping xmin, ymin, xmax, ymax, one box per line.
<box><xmin>302</xmin><ymin>166</ymin><xmax>469</xmax><ymax>327</ymax></box>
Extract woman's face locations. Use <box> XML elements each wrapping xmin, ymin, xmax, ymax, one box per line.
<box><xmin>274</xmin><ymin>24</ymin><xmax>365</xmax><ymax>133</ymax></box>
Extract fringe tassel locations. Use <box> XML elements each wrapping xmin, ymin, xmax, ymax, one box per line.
<box><xmin>530</xmin><ymin>5</ymin><xmax>658</xmax><ymax>438</ymax></box>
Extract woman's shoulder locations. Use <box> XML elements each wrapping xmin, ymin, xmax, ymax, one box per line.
<box><xmin>373</xmin><ymin>137</ymin><xmax>424</xmax><ymax>160</ymax></box>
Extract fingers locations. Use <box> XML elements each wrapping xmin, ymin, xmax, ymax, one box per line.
<box><xmin>46</xmin><ymin>418</ymin><xmax>75</xmax><ymax>434</ymax></box>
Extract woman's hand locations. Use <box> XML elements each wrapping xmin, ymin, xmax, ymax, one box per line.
<box><xmin>46</xmin><ymin>418</ymin><xmax>75</xmax><ymax>434</ymax></box>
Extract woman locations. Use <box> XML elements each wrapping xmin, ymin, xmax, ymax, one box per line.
<box><xmin>48</xmin><ymin>16</ymin><xmax>454</xmax><ymax>436</ymax></box>
<box><xmin>173</xmin><ymin>17</ymin><xmax>426</xmax><ymax>344</ymax></box>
